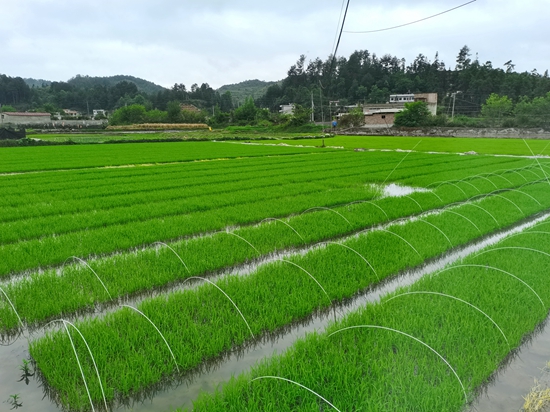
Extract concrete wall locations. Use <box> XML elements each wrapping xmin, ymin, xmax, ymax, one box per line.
<box><xmin>1</xmin><ymin>113</ymin><xmax>51</xmax><ymax>125</ymax></box>
<box><xmin>2</xmin><ymin>119</ymin><xmax>107</xmax><ymax>129</ymax></box>
<box><xmin>340</xmin><ymin>127</ymin><xmax>550</xmax><ymax>139</ymax></box>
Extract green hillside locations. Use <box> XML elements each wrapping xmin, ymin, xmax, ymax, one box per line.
<box><xmin>67</xmin><ymin>74</ymin><xmax>167</xmax><ymax>94</ymax></box>
<box><xmin>23</xmin><ymin>78</ymin><xmax>51</xmax><ymax>88</ymax></box>
<box><xmin>217</xmin><ymin>79</ymin><xmax>280</xmax><ymax>104</ymax></box>
<box><xmin>23</xmin><ymin>74</ymin><xmax>167</xmax><ymax>94</ymax></box>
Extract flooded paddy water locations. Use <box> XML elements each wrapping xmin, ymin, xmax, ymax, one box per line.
<box><xmin>2</xmin><ymin>207</ymin><xmax>550</xmax><ymax>411</ymax></box>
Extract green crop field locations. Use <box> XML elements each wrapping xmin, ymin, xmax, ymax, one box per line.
<box><xmin>1</xmin><ymin>137</ymin><xmax>550</xmax><ymax>412</ymax></box>
<box><xmin>28</xmin><ymin>128</ymin><xmax>325</xmax><ymax>144</ymax></box>
<box><xmin>258</xmin><ymin>134</ymin><xmax>550</xmax><ymax>156</ymax></box>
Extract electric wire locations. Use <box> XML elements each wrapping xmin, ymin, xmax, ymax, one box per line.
<box><xmin>332</xmin><ymin>0</ymin><xmax>348</xmax><ymax>59</ymax></box>
<box><xmin>345</xmin><ymin>0</ymin><xmax>477</xmax><ymax>34</ymax></box>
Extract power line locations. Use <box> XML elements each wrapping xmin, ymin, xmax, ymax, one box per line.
<box><xmin>331</xmin><ymin>0</ymin><xmax>348</xmax><ymax>58</ymax></box>
<box><xmin>345</xmin><ymin>0</ymin><xmax>476</xmax><ymax>34</ymax></box>
<box><xmin>325</xmin><ymin>0</ymin><xmax>351</xmax><ymax>97</ymax></box>
<box><xmin>331</xmin><ymin>0</ymin><xmax>351</xmax><ymax>59</ymax></box>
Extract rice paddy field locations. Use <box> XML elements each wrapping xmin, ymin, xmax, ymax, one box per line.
<box><xmin>27</xmin><ymin>128</ymin><xmax>325</xmax><ymax>144</ymax></box>
<box><xmin>2</xmin><ymin>136</ymin><xmax>550</xmax><ymax>411</ymax></box>
<box><xmin>257</xmin><ymin>134</ymin><xmax>550</xmax><ymax>156</ymax></box>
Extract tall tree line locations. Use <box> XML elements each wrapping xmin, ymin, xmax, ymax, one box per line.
<box><xmin>255</xmin><ymin>46</ymin><xmax>550</xmax><ymax>119</ymax></box>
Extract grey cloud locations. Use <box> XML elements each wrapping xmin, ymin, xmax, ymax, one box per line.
<box><xmin>1</xmin><ymin>0</ymin><xmax>548</xmax><ymax>88</ymax></box>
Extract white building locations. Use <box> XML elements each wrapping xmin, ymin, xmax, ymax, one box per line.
<box><xmin>279</xmin><ymin>104</ymin><xmax>295</xmax><ymax>115</ymax></box>
<box><xmin>93</xmin><ymin>109</ymin><xmax>106</xmax><ymax>119</ymax></box>
<box><xmin>389</xmin><ymin>94</ymin><xmax>415</xmax><ymax>103</ymax></box>
<box><xmin>63</xmin><ymin>109</ymin><xmax>80</xmax><ymax>118</ymax></box>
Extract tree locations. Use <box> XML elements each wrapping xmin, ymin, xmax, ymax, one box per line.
<box><xmin>109</xmin><ymin>104</ymin><xmax>146</xmax><ymax>125</ymax></box>
<box><xmin>515</xmin><ymin>92</ymin><xmax>550</xmax><ymax>128</ymax></box>
<box><xmin>219</xmin><ymin>91</ymin><xmax>234</xmax><ymax>113</ymax></box>
<box><xmin>286</xmin><ymin>104</ymin><xmax>311</xmax><ymax>127</ymax></box>
<box><xmin>0</xmin><ymin>104</ymin><xmax>16</xmax><ymax>112</ymax></box>
<box><xmin>394</xmin><ymin>101</ymin><xmax>432</xmax><ymax>127</ymax></box>
<box><xmin>368</xmin><ymin>85</ymin><xmax>389</xmax><ymax>103</ymax></box>
<box><xmin>144</xmin><ymin>109</ymin><xmax>168</xmax><ymax>123</ymax></box>
<box><xmin>210</xmin><ymin>105</ymin><xmax>230</xmax><ymax>127</ymax></box>
<box><xmin>338</xmin><ymin>107</ymin><xmax>365</xmax><ymax>128</ymax></box>
<box><xmin>233</xmin><ymin>97</ymin><xmax>258</xmax><ymax>125</ymax></box>
<box><xmin>456</xmin><ymin>45</ymin><xmax>471</xmax><ymax>70</ymax></box>
<box><xmin>481</xmin><ymin>93</ymin><xmax>513</xmax><ymax>126</ymax></box>
<box><xmin>166</xmin><ymin>101</ymin><xmax>182</xmax><ymax>123</ymax></box>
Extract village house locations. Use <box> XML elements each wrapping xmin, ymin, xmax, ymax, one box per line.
<box><xmin>63</xmin><ymin>109</ymin><xmax>80</xmax><ymax>118</ymax></box>
<box><xmin>93</xmin><ymin>109</ymin><xmax>106</xmax><ymax>119</ymax></box>
<box><xmin>180</xmin><ymin>104</ymin><xmax>201</xmax><ymax>113</ymax></box>
<box><xmin>338</xmin><ymin>93</ymin><xmax>438</xmax><ymax>127</ymax></box>
<box><xmin>279</xmin><ymin>104</ymin><xmax>295</xmax><ymax>115</ymax></box>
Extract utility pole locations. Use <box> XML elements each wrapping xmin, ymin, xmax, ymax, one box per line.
<box><xmin>329</xmin><ymin>100</ymin><xmax>339</xmax><ymax>123</ymax></box>
<box><xmin>319</xmin><ymin>89</ymin><xmax>324</xmax><ymax>124</ymax></box>
<box><xmin>451</xmin><ymin>91</ymin><xmax>461</xmax><ymax>120</ymax></box>
<box><xmin>311</xmin><ymin>91</ymin><xmax>315</xmax><ymax>123</ymax></box>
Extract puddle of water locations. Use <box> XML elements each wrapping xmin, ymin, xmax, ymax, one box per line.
<box><xmin>469</xmin><ymin>322</ymin><xmax>550</xmax><ymax>411</ymax></box>
<box><xmin>368</xmin><ymin>183</ymin><xmax>431</xmax><ymax>198</ymax></box>
<box><xmin>0</xmin><ymin>334</ymin><xmax>59</xmax><ymax>412</ymax></box>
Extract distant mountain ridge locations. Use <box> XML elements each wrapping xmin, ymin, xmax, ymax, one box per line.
<box><xmin>23</xmin><ymin>74</ymin><xmax>168</xmax><ymax>95</ymax></box>
<box><xmin>217</xmin><ymin>79</ymin><xmax>280</xmax><ymax>104</ymax></box>
<box><xmin>21</xmin><ymin>75</ymin><xmax>280</xmax><ymax>101</ymax></box>
<box><xmin>23</xmin><ymin>78</ymin><xmax>52</xmax><ymax>88</ymax></box>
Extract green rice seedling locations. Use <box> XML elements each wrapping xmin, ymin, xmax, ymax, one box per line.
<box><xmin>250</xmin><ymin>376</ymin><xmax>343</xmax><ymax>412</ymax></box>
<box><xmin>442</xmin><ymin>210</ymin><xmax>482</xmax><ymax>234</ymax></box>
<box><xmin>462</xmin><ymin>202</ymin><xmax>500</xmax><ymax>225</ymax></box>
<box><xmin>384</xmin><ymin>291</ymin><xmax>510</xmax><ymax>349</ymax></box>
<box><xmin>259</xmin><ymin>218</ymin><xmax>305</xmax><ymax>241</ymax></box>
<box><xmin>1</xmin><ymin>158</ymin><xmax>546</xmax><ymax>336</ymax></box>
<box><xmin>181</xmin><ymin>276</ymin><xmax>255</xmax><ymax>339</ymax></box>
<box><xmin>6</xmin><ymin>393</ymin><xmax>22</xmax><ymax>410</ymax></box>
<box><xmin>17</xmin><ymin>359</ymin><xmax>34</xmax><ymax>385</ymax></box>
<box><xmin>0</xmin><ymin>285</ymin><xmax>24</xmax><ymax>332</ymax></box>
<box><xmin>183</xmin><ymin>219</ymin><xmax>550</xmax><ymax>411</ymax></box>
<box><xmin>327</xmin><ymin>324</ymin><xmax>468</xmax><ymax>402</ymax></box>
<box><xmin>120</xmin><ymin>305</ymin><xmax>180</xmax><ymax>374</ymax></box>
<box><xmin>29</xmin><ymin>186</ymin><xmax>550</xmax><ymax>410</ymax></box>
<box><xmin>416</xmin><ymin>219</ymin><xmax>453</xmax><ymax>247</ymax></box>
<box><xmin>153</xmin><ymin>242</ymin><xmax>191</xmax><ymax>273</ymax></box>
<box><xmin>375</xmin><ymin>228</ymin><xmax>422</xmax><ymax>257</ymax></box>
<box><xmin>65</xmin><ymin>257</ymin><xmax>112</xmax><ymax>300</ymax></box>
<box><xmin>0</xmin><ymin>150</ymin><xmax>538</xmax><ymax>279</ymax></box>
<box><xmin>278</xmin><ymin>259</ymin><xmax>332</xmax><ymax>305</ymax></box>
<box><xmin>220</xmin><ymin>231</ymin><xmax>261</xmax><ymax>255</ymax></box>
<box><xmin>300</xmin><ymin>207</ymin><xmax>352</xmax><ymax>226</ymax></box>
<box><xmin>0</xmin><ymin>141</ymin><xmax>334</xmax><ymax>173</ymax></box>
<box><xmin>323</xmin><ymin>241</ymin><xmax>379</xmax><ymax>281</ymax></box>
<box><xmin>58</xmin><ymin>321</ymin><xmax>96</xmax><ymax>412</ymax></box>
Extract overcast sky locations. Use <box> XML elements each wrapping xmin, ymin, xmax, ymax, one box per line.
<box><xmin>2</xmin><ymin>0</ymin><xmax>548</xmax><ymax>90</ymax></box>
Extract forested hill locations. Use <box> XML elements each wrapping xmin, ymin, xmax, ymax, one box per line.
<box><xmin>22</xmin><ymin>74</ymin><xmax>167</xmax><ymax>95</ymax></box>
<box><xmin>217</xmin><ymin>79</ymin><xmax>281</xmax><ymax>105</ymax></box>
<box><xmin>256</xmin><ymin>46</ymin><xmax>550</xmax><ymax>117</ymax></box>
<box><xmin>67</xmin><ymin>75</ymin><xmax>167</xmax><ymax>94</ymax></box>
<box><xmin>23</xmin><ymin>78</ymin><xmax>51</xmax><ymax>88</ymax></box>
